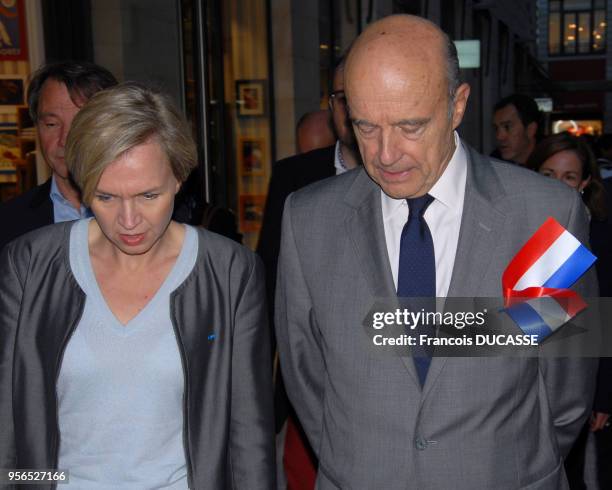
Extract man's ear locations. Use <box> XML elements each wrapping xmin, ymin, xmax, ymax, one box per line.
<box><xmin>451</xmin><ymin>83</ymin><xmax>471</xmax><ymax>130</ymax></box>
<box><xmin>526</xmin><ymin>121</ymin><xmax>537</xmax><ymax>140</ymax></box>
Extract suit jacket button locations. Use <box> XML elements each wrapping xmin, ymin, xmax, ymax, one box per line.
<box><xmin>415</xmin><ymin>437</ymin><xmax>428</xmax><ymax>450</ymax></box>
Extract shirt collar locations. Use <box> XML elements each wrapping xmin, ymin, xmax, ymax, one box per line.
<box><xmin>381</xmin><ymin>131</ymin><xmax>467</xmax><ymax>216</ymax></box>
<box><xmin>50</xmin><ymin>174</ymin><xmax>91</xmax><ymax>221</ymax></box>
<box><xmin>427</xmin><ymin>131</ymin><xmax>467</xmax><ymax>210</ymax></box>
<box><xmin>334</xmin><ymin>141</ymin><xmax>348</xmax><ymax>175</ymax></box>
<box><xmin>50</xmin><ymin>174</ymin><xmax>67</xmax><ymax>203</ymax></box>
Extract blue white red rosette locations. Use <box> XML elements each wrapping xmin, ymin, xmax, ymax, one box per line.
<box><xmin>502</xmin><ymin>217</ymin><xmax>596</xmax><ymax>341</ymax></box>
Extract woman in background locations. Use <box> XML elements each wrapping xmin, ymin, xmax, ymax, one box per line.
<box><xmin>527</xmin><ymin>131</ymin><xmax>607</xmax><ymax>221</ymax></box>
<box><xmin>0</xmin><ymin>83</ymin><xmax>274</xmax><ymax>489</ymax></box>
<box><xmin>528</xmin><ymin>131</ymin><xmax>611</xmax><ymax>490</ymax></box>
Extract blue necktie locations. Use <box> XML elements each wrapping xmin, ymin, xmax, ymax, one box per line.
<box><xmin>397</xmin><ymin>194</ymin><xmax>435</xmax><ymax>386</ymax></box>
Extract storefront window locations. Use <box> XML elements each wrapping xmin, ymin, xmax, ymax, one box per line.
<box><xmin>318</xmin><ymin>0</ymin><xmax>360</xmax><ymax>107</ymax></box>
<box><xmin>221</xmin><ymin>0</ymin><xmax>272</xmax><ymax>249</ymax></box>
<box><xmin>549</xmin><ymin>0</ymin><xmax>606</xmax><ymax>55</ymax></box>
<box><xmin>552</xmin><ymin>118</ymin><xmax>602</xmax><ymax>135</ymax></box>
<box><xmin>549</xmin><ymin>12</ymin><xmax>561</xmax><ymax>53</ymax></box>
<box><xmin>181</xmin><ymin>0</ymin><xmax>272</xmax><ymax>249</ymax></box>
<box><xmin>0</xmin><ymin>0</ymin><xmax>33</xmax><ymax>202</ymax></box>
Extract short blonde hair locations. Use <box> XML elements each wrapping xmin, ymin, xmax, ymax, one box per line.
<box><xmin>66</xmin><ymin>82</ymin><xmax>197</xmax><ymax>205</ymax></box>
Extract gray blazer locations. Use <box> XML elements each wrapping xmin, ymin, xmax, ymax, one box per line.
<box><xmin>0</xmin><ymin>222</ymin><xmax>275</xmax><ymax>489</ymax></box>
<box><xmin>275</xmin><ymin>145</ymin><xmax>598</xmax><ymax>490</ymax></box>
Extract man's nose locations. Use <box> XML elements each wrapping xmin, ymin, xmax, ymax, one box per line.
<box><xmin>58</xmin><ymin>125</ymin><xmax>69</xmax><ymax>148</ymax></box>
<box><xmin>378</xmin><ymin>128</ymin><xmax>402</xmax><ymax>166</ymax></box>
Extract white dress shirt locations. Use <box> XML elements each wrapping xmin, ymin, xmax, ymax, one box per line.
<box><xmin>334</xmin><ymin>141</ymin><xmax>348</xmax><ymax>175</ymax></box>
<box><xmin>382</xmin><ymin>132</ymin><xmax>467</xmax><ymax>297</ymax></box>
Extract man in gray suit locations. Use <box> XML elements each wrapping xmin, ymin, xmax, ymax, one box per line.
<box><xmin>275</xmin><ymin>14</ymin><xmax>597</xmax><ymax>489</ymax></box>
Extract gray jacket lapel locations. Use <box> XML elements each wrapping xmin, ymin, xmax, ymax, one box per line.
<box><xmin>344</xmin><ymin>169</ymin><xmax>397</xmax><ymax>299</ymax></box>
<box><xmin>344</xmin><ymin>169</ymin><xmax>421</xmax><ymax>385</ymax></box>
<box><xmin>447</xmin><ymin>146</ymin><xmax>507</xmax><ymax>297</ymax></box>
<box><xmin>343</xmin><ymin>150</ymin><xmax>509</xmax><ymax>394</ymax></box>
<box><xmin>423</xmin><ymin>146</ymin><xmax>508</xmax><ymax>399</ymax></box>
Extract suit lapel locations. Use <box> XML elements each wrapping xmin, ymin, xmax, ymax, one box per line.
<box><xmin>422</xmin><ymin>146</ymin><xmax>507</xmax><ymax>399</ymax></box>
<box><xmin>344</xmin><ymin>170</ymin><xmax>421</xmax><ymax>386</ymax></box>
<box><xmin>344</xmin><ymin>149</ymin><xmax>508</xmax><ymax>393</ymax></box>
<box><xmin>447</xmin><ymin>146</ymin><xmax>507</xmax><ymax>297</ymax></box>
<box><xmin>344</xmin><ymin>170</ymin><xmax>395</xmax><ymax>298</ymax></box>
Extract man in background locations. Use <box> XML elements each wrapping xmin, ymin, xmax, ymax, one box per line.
<box><xmin>257</xmin><ymin>54</ymin><xmax>360</xmax><ymax>490</ymax></box>
<box><xmin>296</xmin><ymin>110</ymin><xmax>335</xmax><ymax>154</ymax></box>
<box><xmin>492</xmin><ymin>93</ymin><xmax>541</xmax><ymax>165</ymax></box>
<box><xmin>258</xmin><ymin>54</ymin><xmax>360</xmax><ymax>316</ymax></box>
<box><xmin>0</xmin><ymin>61</ymin><xmax>117</xmax><ymax>249</ymax></box>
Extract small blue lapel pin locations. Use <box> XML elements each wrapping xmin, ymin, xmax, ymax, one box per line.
<box><xmin>207</xmin><ymin>333</ymin><xmax>216</xmax><ymax>341</ymax></box>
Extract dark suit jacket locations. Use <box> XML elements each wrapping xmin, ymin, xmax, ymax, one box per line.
<box><xmin>256</xmin><ymin>145</ymin><xmax>335</xmax><ymax>431</ymax></box>
<box><xmin>257</xmin><ymin>145</ymin><xmax>336</xmax><ymax>314</ymax></box>
<box><xmin>590</xmin><ymin>177</ymin><xmax>612</xmax><ymax>413</ymax></box>
<box><xmin>0</xmin><ymin>179</ymin><xmax>53</xmax><ymax>251</ymax></box>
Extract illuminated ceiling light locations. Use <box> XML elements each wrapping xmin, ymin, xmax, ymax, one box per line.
<box><xmin>569</xmin><ymin>23</ymin><xmax>577</xmax><ymax>28</ymax></box>
<box><xmin>596</xmin><ymin>34</ymin><xmax>602</xmax><ymax>39</ymax></box>
<box><xmin>601</xmin><ymin>22</ymin><xmax>607</xmax><ymax>27</ymax></box>
<box><xmin>578</xmin><ymin>27</ymin><xmax>584</xmax><ymax>31</ymax></box>
<box><xmin>567</xmin><ymin>35</ymin><xmax>575</xmax><ymax>40</ymax></box>
<box><xmin>320</xmin><ymin>44</ymin><xmax>329</xmax><ymax>49</ymax></box>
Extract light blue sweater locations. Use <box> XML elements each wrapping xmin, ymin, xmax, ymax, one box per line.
<box><xmin>58</xmin><ymin>218</ymin><xmax>197</xmax><ymax>489</ymax></box>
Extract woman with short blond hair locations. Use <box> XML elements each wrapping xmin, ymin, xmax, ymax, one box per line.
<box><xmin>0</xmin><ymin>83</ymin><xmax>275</xmax><ymax>489</ymax></box>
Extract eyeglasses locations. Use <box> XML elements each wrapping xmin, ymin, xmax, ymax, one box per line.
<box><xmin>328</xmin><ymin>90</ymin><xmax>346</xmax><ymax>109</ymax></box>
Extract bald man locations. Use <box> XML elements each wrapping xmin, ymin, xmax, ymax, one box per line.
<box><xmin>275</xmin><ymin>14</ymin><xmax>597</xmax><ymax>489</ymax></box>
<box><xmin>296</xmin><ymin>110</ymin><xmax>335</xmax><ymax>154</ymax></box>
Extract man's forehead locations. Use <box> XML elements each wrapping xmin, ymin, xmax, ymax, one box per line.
<box><xmin>39</xmin><ymin>79</ymin><xmax>84</xmax><ymax>112</ymax></box>
<box><xmin>348</xmin><ymin>86</ymin><xmax>444</xmax><ymax>117</ymax></box>
<box><xmin>346</xmin><ymin>27</ymin><xmax>446</xmax><ymax>82</ymax></box>
<box><xmin>345</xmin><ymin>56</ymin><xmax>447</xmax><ymax>112</ymax></box>
<box><xmin>494</xmin><ymin>104</ymin><xmax>521</xmax><ymax>121</ymax></box>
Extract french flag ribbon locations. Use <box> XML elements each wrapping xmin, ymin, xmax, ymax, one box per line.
<box><xmin>501</xmin><ymin>217</ymin><xmax>596</xmax><ymax>341</ymax></box>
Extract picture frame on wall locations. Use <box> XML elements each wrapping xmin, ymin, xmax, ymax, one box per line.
<box><xmin>0</xmin><ymin>122</ymin><xmax>19</xmax><ymax>183</ymax></box>
<box><xmin>235</xmin><ymin>79</ymin><xmax>267</xmax><ymax>117</ymax></box>
<box><xmin>0</xmin><ymin>75</ymin><xmax>25</xmax><ymax>113</ymax></box>
<box><xmin>238</xmin><ymin>136</ymin><xmax>266</xmax><ymax>176</ymax></box>
<box><xmin>0</xmin><ymin>0</ymin><xmax>28</xmax><ymax>61</ymax></box>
